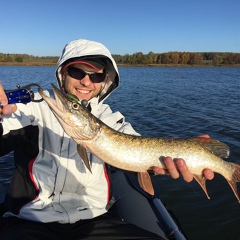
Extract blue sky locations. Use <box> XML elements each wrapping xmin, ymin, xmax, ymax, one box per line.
<box><xmin>1</xmin><ymin>0</ymin><xmax>239</xmax><ymax>56</ymax></box>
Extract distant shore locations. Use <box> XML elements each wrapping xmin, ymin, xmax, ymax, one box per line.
<box><xmin>0</xmin><ymin>62</ymin><xmax>56</xmax><ymax>66</ymax></box>
<box><xmin>0</xmin><ymin>62</ymin><xmax>240</xmax><ymax>67</ymax></box>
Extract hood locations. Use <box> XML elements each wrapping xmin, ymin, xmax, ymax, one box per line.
<box><xmin>56</xmin><ymin>39</ymin><xmax>119</xmax><ymax>103</ymax></box>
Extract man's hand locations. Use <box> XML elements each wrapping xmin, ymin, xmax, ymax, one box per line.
<box><xmin>0</xmin><ymin>81</ymin><xmax>17</xmax><ymax>118</ymax></box>
<box><xmin>153</xmin><ymin>157</ymin><xmax>214</xmax><ymax>182</ymax></box>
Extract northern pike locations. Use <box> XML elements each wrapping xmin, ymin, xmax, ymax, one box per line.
<box><xmin>38</xmin><ymin>84</ymin><xmax>240</xmax><ymax>202</ymax></box>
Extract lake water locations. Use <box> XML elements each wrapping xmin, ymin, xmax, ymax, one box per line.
<box><xmin>0</xmin><ymin>66</ymin><xmax>240</xmax><ymax>239</ymax></box>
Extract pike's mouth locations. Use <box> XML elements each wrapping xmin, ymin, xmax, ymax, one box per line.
<box><xmin>38</xmin><ymin>87</ymin><xmax>67</xmax><ymax>117</ymax></box>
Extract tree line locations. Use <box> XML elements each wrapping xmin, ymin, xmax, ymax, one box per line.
<box><xmin>113</xmin><ymin>52</ymin><xmax>240</xmax><ymax>65</ymax></box>
<box><xmin>0</xmin><ymin>53</ymin><xmax>59</xmax><ymax>65</ymax></box>
<box><xmin>0</xmin><ymin>52</ymin><xmax>240</xmax><ymax>66</ymax></box>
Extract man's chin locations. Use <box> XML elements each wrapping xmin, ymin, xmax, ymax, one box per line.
<box><xmin>77</xmin><ymin>93</ymin><xmax>92</xmax><ymax>101</ymax></box>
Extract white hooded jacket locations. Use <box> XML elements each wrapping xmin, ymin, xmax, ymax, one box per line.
<box><xmin>1</xmin><ymin>39</ymin><xmax>139</xmax><ymax>223</ymax></box>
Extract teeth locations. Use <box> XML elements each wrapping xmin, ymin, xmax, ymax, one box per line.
<box><xmin>77</xmin><ymin>89</ymin><xmax>90</xmax><ymax>94</ymax></box>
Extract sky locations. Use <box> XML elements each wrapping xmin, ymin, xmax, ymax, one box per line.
<box><xmin>0</xmin><ymin>0</ymin><xmax>239</xmax><ymax>56</ymax></box>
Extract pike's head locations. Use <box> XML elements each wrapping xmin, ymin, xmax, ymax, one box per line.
<box><xmin>38</xmin><ymin>84</ymin><xmax>100</xmax><ymax>142</ymax></box>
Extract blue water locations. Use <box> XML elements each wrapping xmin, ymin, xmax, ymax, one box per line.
<box><xmin>0</xmin><ymin>66</ymin><xmax>240</xmax><ymax>239</ymax></box>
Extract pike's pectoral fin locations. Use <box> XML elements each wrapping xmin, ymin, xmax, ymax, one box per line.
<box><xmin>193</xmin><ymin>174</ymin><xmax>210</xmax><ymax>199</ymax></box>
<box><xmin>77</xmin><ymin>144</ymin><xmax>92</xmax><ymax>173</ymax></box>
<box><xmin>137</xmin><ymin>172</ymin><xmax>155</xmax><ymax>196</ymax></box>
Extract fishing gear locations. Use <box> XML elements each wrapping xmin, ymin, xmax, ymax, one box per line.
<box><xmin>4</xmin><ymin>83</ymin><xmax>43</xmax><ymax>104</ymax></box>
<box><xmin>65</xmin><ymin>93</ymin><xmax>91</xmax><ymax>112</ymax></box>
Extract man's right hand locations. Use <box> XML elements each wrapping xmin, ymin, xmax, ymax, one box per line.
<box><xmin>0</xmin><ymin>81</ymin><xmax>17</xmax><ymax>118</ymax></box>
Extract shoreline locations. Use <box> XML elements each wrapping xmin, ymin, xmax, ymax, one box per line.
<box><xmin>0</xmin><ymin>62</ymin><xmax>240</xmax><ymax>67</ymax></box>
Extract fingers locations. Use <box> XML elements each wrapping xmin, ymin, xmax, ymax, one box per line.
<box><xmin>152</xmin><ymin>166</ymin><xmax>168</xmax><ymax>175</ymax></box>
<box><xmin>0</xmin><ymin>81</ymin><xmax>8</xmax><ymax>106</ymax></box>
<box><xmin>198</xmin><ymin>134</ymin><xmax>210</xmax><ymax>138</ymax></box>
<box><xmin>175</xmin><ymin>158</ymin><xmax>194</xmax><ymax>182</ymax></box>
<box><xmin>153</xmin><ymin>157</ymin><xmax>194</xmax><ymax>182</ymax></box>
<box><xmin>164</xmin><ymin>157</ymin><xmax>194</xmax><ymax>182</ymax></box>
<box><xmin>0</xmin><ymin>81</ymin><xmax>17</xmax><ymax>117</ymax></box>
<box><xmin>2</xmin><ymin>104</ymin><xmax>17</xmax><ymax>115</ymax></box>
<box><xmin>154</xmin><ymin>156</ymin><xmax>214</xmax><ymax>183</ymax></box>
<box><xmin>164</xmin><ymin>156</ymin><xmax>180</xmax><ymax>179</ymax></box>
<box><xmin>203</xmin><ymin>168</ymin><xmax>214</xmax><ymax>180</ymax></box>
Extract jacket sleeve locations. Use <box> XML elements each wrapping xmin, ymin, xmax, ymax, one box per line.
<box><xmin>0</xmin><ymin>103</ymin><xmax>36</xmax><ymax>156</ymax></box>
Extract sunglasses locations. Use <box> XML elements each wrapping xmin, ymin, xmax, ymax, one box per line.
<box><xmin>67</xmin><ymin>67</ymin><xmax>107</xmax><ymax>83</ymax></box>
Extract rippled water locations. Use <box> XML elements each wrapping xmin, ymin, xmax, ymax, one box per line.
<box><xmin>0</xmin><ymin>66</ymin><xmax>240</xmax><ymax>239</ymax></box>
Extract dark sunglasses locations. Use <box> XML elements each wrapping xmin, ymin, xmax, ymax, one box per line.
<box><xmin>67</xmin><ymin>67</ymin><xmax>107</xmax><ymax>83</ymax></box>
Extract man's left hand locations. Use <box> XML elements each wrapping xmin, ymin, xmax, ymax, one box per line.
<box><xmin>152</xmin><ymin>157</ymin><xmax>214</xmax><ymax>182</ymax></box>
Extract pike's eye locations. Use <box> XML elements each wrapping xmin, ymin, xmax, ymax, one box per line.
<box><xmin>72</xmin><ymin>102</ymin><xmax>80</xmax><ymax>110</ymax></box>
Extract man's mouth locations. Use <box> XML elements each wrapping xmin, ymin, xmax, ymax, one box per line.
<box><xmin>76</xmin><ymin>88</ymin><xmax>91</xmax><ymax>94</ymax></box>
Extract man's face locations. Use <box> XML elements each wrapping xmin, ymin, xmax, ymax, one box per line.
<box><xmin>62</xmin><ymin>63</ymin><xmax>104</xmax><ymax>101</ymax></box>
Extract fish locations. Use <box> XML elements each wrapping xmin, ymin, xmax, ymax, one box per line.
<box><xmin>38</xmin><ymin>84</ymin><xmax>240</xmax><ymax>202</ymax></box>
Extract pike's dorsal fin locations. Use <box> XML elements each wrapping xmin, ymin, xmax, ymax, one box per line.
<box><xmin>190</xmin><ymin>137</ymin><xmax>230</xmax><ymax>158</ymax></box>
<box><xmin>77</xmin><ymin>144</ymin><xmax>92</xmax><ymax>173</ymax></box>
<box><xmin>193</xmin><ymin>174</ymin><xmax>210</xmax><ymax>199</ymax></box>
<box><xmin>137</xmin><ymin>172</ymin><xmax>154</xmax><ymax>196</ymax></box>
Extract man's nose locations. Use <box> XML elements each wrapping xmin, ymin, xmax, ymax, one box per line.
<box><xmin>80</xmin><ymin>75</ymin><xmax>92</xmax><ymax>86</ymax></box>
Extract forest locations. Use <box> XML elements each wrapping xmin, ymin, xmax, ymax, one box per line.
<box><xmin>0</xmin><ymin>51</ymin><xmax>240</xmax><ymax>66</ymax></box>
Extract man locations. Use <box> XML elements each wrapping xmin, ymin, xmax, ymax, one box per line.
<box><xmin>0</xmin><ymin>39</ymin><xmax>214</xmax><ymax>239</ymax></box>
